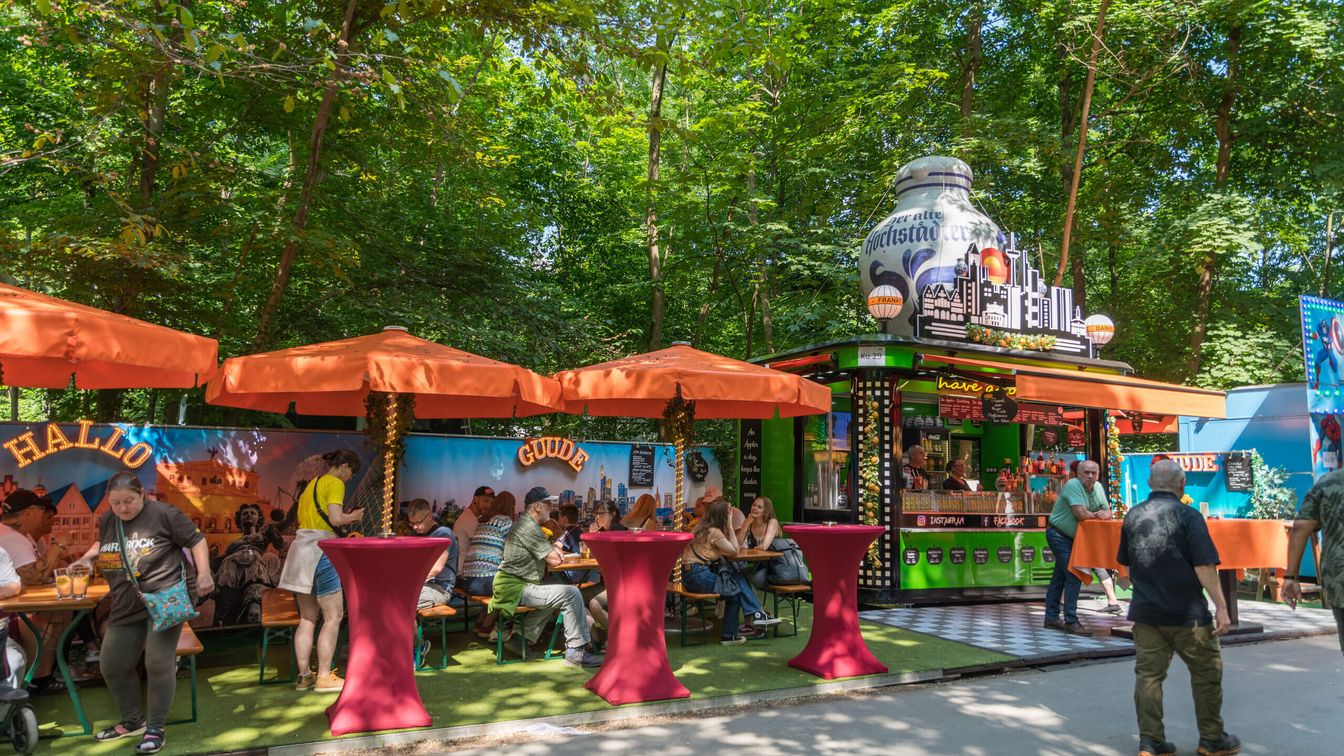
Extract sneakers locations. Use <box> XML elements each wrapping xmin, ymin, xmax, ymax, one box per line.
<box><xmin>743</xmin><ymin>626</ymin><xmax>767</xmax><ymax>640</ymax></box>
<box><xmin>1196</xmin><ymin>733</ymin><xmax>1241</xmax><ymax>756</ymax></box>
<box><xmin>563</xmin><ymin>649</ymin><xmax>603</xmax><ymax>667</ymax></box>
<box><xmin>314</xmin><ymin>672</ymin><xmax>345</xmax><ymax>692</ymax></box>
<box><xmin>1138</xmin><ymin>739</ymin><xmax>1177</xmax><ymax>756</ymax></box>
<box><xmin>719</xmin><ymin>635</ymin><xmax>747</xmax><ymax>646</ymax></box>
<box><xmin>1101</xmin><ymin>603</ymin><xmax>1124</xmax><ymax>614</ymax></box>
<box><xmin>295</xmin><ymin>672</ymin><xmax>316</xmax><ymax>691</ymax></box>
<box><xmin>417</xmin><ymin>639</ymin><xmax>432</xmax><ymax>662</ymax></box>
<box><xmin>750</xmin><ymin>611</ymin><xmax>782</xmax><ymax>627</ymax></box>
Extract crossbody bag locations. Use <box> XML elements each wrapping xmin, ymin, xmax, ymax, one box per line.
<box><xmin>308</xmin><ymin>474</ymin><xmax>354</xmax><ymax>537</ymax></box>
<box><xmin>115</xmin><ymin>518</ymin><xmax>199</xmax><ymax>632</ymax></box>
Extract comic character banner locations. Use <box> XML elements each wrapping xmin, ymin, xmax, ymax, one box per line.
<box><xmin>0</xmin><ymin>422</ymin><xmax>721</xmax><ymax>628</ymax></box>
<box><xmin>1300</xmin><ymin>295</ymin><xmax>1344</xmax><ymax>478</ymax></box>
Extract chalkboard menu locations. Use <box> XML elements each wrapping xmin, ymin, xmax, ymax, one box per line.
<box><xmin>628</xmin><ymin>445</ymin><xmax>655</xmax><ymax>487</ymax></box>
<box><xmin>739</xmin><ymin>420</ymin><xmax>763</xmax><ymax>508</ymax></box>
<box><xmin>1225</xmin><ymin>453</ymin><xmax>1254</xmax><ymax>492</ymax></box>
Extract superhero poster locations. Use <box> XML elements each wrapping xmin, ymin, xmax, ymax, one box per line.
<box><xmin>1300</xmin><ymin>296</ymin><xmax>1344</xmax><ymax>478</ymax></box>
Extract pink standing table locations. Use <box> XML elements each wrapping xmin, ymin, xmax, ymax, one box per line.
<box><xmin>582</xmin><ymin>531</ymin><xmax>693</xmax><ymax>705</ymax></box>
<box><xmin>319</xmin><ymin>536</ymin><xmax>450</xmax><ymax>736</ymax></box>
<box><xmin>783</xmin><ymin>524</ymin><xmax>888</xmax><ymax>679</ymax></box>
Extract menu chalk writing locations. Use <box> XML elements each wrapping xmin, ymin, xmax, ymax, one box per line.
<box><xmin>629</xmin><ymin>445</ymin><xmax>655</xmax><ymax>488</ymax></box>
<box><xmin>1224</xmin><ymin>454</ymin><xmax>1254</xmax><ymax>492</ymax></box>
<box><xmin>738</xmin><ymin>420</ymin><xmax>763</xmax><ymax>508</ymax></box>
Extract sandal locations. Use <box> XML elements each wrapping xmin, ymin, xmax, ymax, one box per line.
<box><xmin>136</xmin><ymin>727</ymin><xmax>166</xmax><ymax>754</ymax></box>
<box><xmin>95</xmin><ymin>721</ymin><xmax>146</xmax><ymax>741</ymax></box>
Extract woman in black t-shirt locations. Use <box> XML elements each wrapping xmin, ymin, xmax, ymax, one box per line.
<box><xmin>942</xmin><ymin>459</ymin><xmax>974</xmax><ymax>492</ymax></box>
<box><xmin>70</xmin><ymin>472</ymin><xmax>213</xmax><ymax>754</ymax></box>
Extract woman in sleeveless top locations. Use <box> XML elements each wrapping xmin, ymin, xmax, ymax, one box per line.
<box><xmin>680</xmin><ymin>499</ymin><xmax>781</xmax><ymax>645</ymax></box>
<box><xmin>736</xmin><ymin>496</ymin><xmax>781</xmax><ymax>589</ymax></box>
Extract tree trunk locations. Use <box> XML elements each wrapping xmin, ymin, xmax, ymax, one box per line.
<box><xmin>1323</xmin><ymin>212</ymin><xmax>1335</xmax><ymax>296</ymax></box>
<box><xmin>1053</xmin><ymin>0</ymin><xmax>1109</xmax><ymax>307</ymax></box>
<box><xmin>252</xmin><ymin>0</ymin><xmax>362</xmax><ymax>352</ymax></box>
<box><xmin>1186</xmin><ymin>24</ymin><xmax>1240</xmax><ymax>378</ymax></box>
<box><xmin>960</xmin><ymin>0</ymin><xmax>983</xmax><ymax>135</ymax></box>
<box><xmin>646</xmin><ymin>39</ymin><xmax>671</xmax><ymax>351</ymax></box>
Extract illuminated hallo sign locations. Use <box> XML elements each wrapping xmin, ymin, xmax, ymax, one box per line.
<box><xmin>517</xmin><ymin>436</ymin><xmax>589</xmax><ymax>473</ymax></box>
<box><xmin>936</xmin><ymin>375</ymin><xmax>1017</xmax><ymax>398</ymax></box>
<box><xmin>3</xmin><ymin>421</ymin><xmax>154</xmax><ymax>470</ymax></box>
<box><xmin>1166</xmin><ymin>453</ymin><xmax>1220</xmax><ymax>473</ymax></box>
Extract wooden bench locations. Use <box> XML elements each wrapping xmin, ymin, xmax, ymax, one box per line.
<box><xmin>415</xmin><ymin>604</ymin><xmax>458</xmax><ymax>670</ymax></box>
<box><xmin>762</xmin><ymin>584</ymin><xmax>809</xmax><ymax>638</ymax></box>
<box><xmin>257</xmin><ymin>588</ymin><xmax>301</xmax><ymax>685</ymax></box>
<box><xmin>170</xmin><ymin>625</ymin><xmax>203</xmax><ymax>725</ymax></box>
<box><xmin>668</xmin><ymin>584</ymin><xmax>718</xmax><ymax>646</ymax></box>
<box><xmin>494</xmin><ymin>605</ymin><xmax>564</xmax><ymax>665</ymax></box>
<box><xmin>453</xmin><ymin>587</ymin><xmax>493</xmax><ymax>635</ymax></box>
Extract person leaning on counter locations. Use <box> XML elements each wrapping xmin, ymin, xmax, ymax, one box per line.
<box><xmin>942</xmin><ymin>459</ymin><xmax>973</xmax><ymax>491</ymax></box>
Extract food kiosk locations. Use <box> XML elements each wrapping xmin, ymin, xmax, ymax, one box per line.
<box><xmin>740</xmin><ymin>156</ymin><xmax>1227</xmax><ymax>605</ymax></box>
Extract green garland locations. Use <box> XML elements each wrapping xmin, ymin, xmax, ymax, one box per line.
<box><xmin>364</xmin><ymin>390</ymin><xmax>416</xmax><ymax>463</ymax></box>
<box><xmin>859</xmin><ymin>395</ymin><xmax>882</xmax><ymax>567</ymax></box>
<box><xmin>1106</xmin><ymin>414</ymin><xmax>1125</xmax><ymax>515</ymax></box>
<box><xmin>966</xmin><ymin>324</ymin><xmax>1057</xmax><ymax>352</ymax></box>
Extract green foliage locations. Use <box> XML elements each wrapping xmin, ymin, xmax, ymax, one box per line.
<box><xmin>1245</xmin><ymin>451</ymin><xmax>1298</xmax><ymax>520</ymax></box>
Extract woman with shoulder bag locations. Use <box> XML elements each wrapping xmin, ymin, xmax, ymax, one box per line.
<box><xmin>681</xmin><ymin>499</ymin><xmax>781</xmax><ymax>645</ymax></box>
<box><xmin>276</xmin><ymin>449</ymin><xmax>364</xmax><ymax>693</ymax></box>
<box><xmin>68</xmin><ymin>471</ymin><xmax>214</xmax><ymax>754</ymax></box>
<box><xmin>736</xmin><ymin>496</ymin><xmax>781</xmax><ymax>590</ymax></box>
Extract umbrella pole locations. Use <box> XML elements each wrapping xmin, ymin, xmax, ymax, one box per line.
<box><xmin>380</xmin><ymin>391</ymin><xmax>398</xmax><ymax>537</ymax></box>
<box><xmin>673</xmin><ymin>434</ymin><xmax>686</xmax><ymax>587</ymax></box>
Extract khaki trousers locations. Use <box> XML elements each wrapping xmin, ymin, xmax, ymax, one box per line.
<box><xmin>1132</xmin><ymin>622</ymin><xmax>1224</xmax><ymax>743</ymax></box>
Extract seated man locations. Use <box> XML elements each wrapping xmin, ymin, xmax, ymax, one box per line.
<box><xmin>490</xmin><ymin>488</ymin><xmax>602</xmax><ymax>667</ymax></box>
<box><xmin>0</xmin><ymin>490</ymin><xmax>71</xmax><ymax>694</ymax></box>
<box><xmin>405</xmin><ymin>499</ymin><xmax>460</xmax><ymax>611</ymax></box>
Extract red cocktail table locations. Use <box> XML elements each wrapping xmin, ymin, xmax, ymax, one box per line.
<box><xmin>582</xmin><ymin>531</ymin><xmax>694</xmax><ymax>705</ymax></box>
<box><xmin>319</xmin><ymin>536</ymin><xmax>450</xmax><ymax>736</ymax></box>
<box><xmin>783</xmin><ymin>524</ymin><xmax>888</xmax><ymax>679</ymax></box>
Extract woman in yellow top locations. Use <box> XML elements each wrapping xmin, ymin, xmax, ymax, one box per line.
<box><xmin>277</xmin><ymin>450</ymin><xmax>364</xmax><ymax>692</ymax></box>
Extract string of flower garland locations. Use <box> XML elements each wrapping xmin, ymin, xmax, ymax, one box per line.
<box><xmin>1106</xmin><ymin>414</ymin><xmax>1126</xmax><ymax>516</ymax></box>
<box><xmin>859</xmin><ymin>393</ymin><xmax>882</xmax><ymax>567</ymax></box>
<box><xmin>661</xmin><ymin>391</ymin><xmax>696</xmax><ymax>586</ymax></box>
<box><xmin>364</xmin><ymin>390</ymin><xmax>416</xmax><ymax>536</ymax></box>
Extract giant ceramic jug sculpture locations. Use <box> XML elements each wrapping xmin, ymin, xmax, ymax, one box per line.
<box><xmin>860</xmin><ymin>156</ymin><xmax>1003</xmax><ymax>337</ymax></box>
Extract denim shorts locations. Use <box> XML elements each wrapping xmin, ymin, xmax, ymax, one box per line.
<box><xmin>313</xmin><ymin>554</ymin><xmax>342</xmax><ymax>597</ymax></box>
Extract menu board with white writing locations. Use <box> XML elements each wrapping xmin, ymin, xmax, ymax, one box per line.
<box><xmin>739</xmin><ymin>420</ymin><xmax>763</xmax><ymax>508</ymax></box>
<box><xmin>628</xmin><ymin>445</ymin><xmax>655</xmax><ymax>487</ymax></box>
<box><xmin>1224</xmin><ymin>454</ymin><xmax>1254</xmax><ymax>492</ymax></box>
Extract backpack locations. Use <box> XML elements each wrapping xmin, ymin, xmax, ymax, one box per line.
<box><xmin>766</xmin><ymin>537</ymin><xmax>810</xmax><ymax>586</ymax></box>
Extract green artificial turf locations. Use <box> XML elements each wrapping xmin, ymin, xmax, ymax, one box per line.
<box><xmin>34</xmin><ymin>604</ymin><xmax>1011</xmax><ymax>756</ymax></box>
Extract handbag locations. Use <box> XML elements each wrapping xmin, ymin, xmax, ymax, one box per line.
<box><xmin>766</xmin><ymin>537</ymin><xmax>811</xmax><ymax>586</ymax></box>
<box><xmin>116</xmin><ymin>518</ymin><xmax>199</xmax><ymax>632</ymax></box>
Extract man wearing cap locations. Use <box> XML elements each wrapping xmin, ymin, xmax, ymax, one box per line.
<box><xmin>490</xmin><ymin>487</ymin><xmax>602</xmax><ymax>667</ymax></box>
<box><xmin>452</xmin><ymin>485</ymin><xmax>495</xmax><ymax>572</ymax></box>
<box><xmin>0</xmin><ymin>489</ymin><xmax>67</xmax><ymax>586</ymax></box>
<box><xmin>1</xmin><ymin>489</ymin><xmax>72</xmax><ymax>694</ymax></box>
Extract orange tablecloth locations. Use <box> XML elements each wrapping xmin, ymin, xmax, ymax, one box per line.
<box><xmin>1069</xmin><ymin>518</ymin><xmax>1288</xmax><ymax>584</ymax></box>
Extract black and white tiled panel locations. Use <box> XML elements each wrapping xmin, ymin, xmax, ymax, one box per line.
<box><xmin>861</xmin><ymin>602</ymin><xmax>1132</xmax><ymax>660</ymax></box>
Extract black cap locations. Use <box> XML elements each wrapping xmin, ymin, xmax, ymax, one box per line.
<box><xmin>3</xmin><ymin>489</ymin><xmax>56</xmax><ymax>517</ymax></box>
<box><xmin>474</xmin><ymin>485</ymin><xmax>495</xmax><ymax>497</ymax></box>
<box><xmin>524</xmin><ymin>486</ymin><xmax>557</xmax><ymax>506</ymax></box>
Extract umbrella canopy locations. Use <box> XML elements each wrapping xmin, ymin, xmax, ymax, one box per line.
<box><xmin>0</xmin><ymin>282</ymin><xmax>217</xmax><ymax>389</ymax></box>
<box><xmin>205</xmin><ymin>326</ymin><xmax>563</xmax><ymax>417</ymax></box>
<box><xmin>555</xmin><ymin>343</ymin><xmax>831</xmax><ymax>419</ymax></box>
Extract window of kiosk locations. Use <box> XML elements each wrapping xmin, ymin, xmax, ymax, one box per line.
<box><xmin>802</xmin><ymin>399</ymin><xmax>852</xmax><ymax>511</ymax></box>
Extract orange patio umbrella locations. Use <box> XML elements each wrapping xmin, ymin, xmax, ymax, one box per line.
<box><xmin>0</xmin><ymin>281</ymin><xmax>217</xmax><ymax>389</ymax></box>
<box><xmin>205</xmin><ymin>326</ymin><xmax>564</xmax><ymax>534</ymax></box>
<box><xmin>555</xmin><ymin>342</ymin><xmax>830</xmax><ymax>544</ymax></box>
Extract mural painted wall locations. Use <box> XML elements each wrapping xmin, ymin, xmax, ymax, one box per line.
<box><xmin>1300</xmin><ymin>295</ymin><xmax>1344</xmax><ymax>479</ymax></box>
<box><xmin>0</xmin><ymin>422</ymin><xmax>721</xmax><ymax>628</ymax></box>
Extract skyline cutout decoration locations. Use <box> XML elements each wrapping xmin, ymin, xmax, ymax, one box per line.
<box><xmin>914</xmin><ymin>237</ymin><xmax>1096</xmax><ymax>358</ymax></box>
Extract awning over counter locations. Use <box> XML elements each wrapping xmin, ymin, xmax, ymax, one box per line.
<box><xmin>917</xmin><ymin>354</ymin><xmax>1226</xmax><ymax>419</ymax></box>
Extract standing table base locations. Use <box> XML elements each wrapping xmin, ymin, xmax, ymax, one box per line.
<box><xmin>784</xmin><ymin>525</ymin><xmax>888</xmax><ymax>679</ymax></box>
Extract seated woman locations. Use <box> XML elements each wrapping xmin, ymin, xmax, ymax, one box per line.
<box><xmin>621</xmin><ymin>493</ymin><xmax>659</xmax><ymax>531</ymax></box>
<box><xmin>456</xmin><ymin>493</ymin><xmax>515</xmax><ymax>635</ymax></box>
<box><xmin>680</xmin><ymin>499</ymin><xmax>781</xmax><ymax>645</ymax></box>
<box><xmin>585</xmin><ymin>500</ymin><xmax>627</xmax><ymax>644</ymax></box>
<box><xmin>942</xmin><ymin>458</ymin><xmax>974</xmax><ymax>491</ymax></box>
<box><xmin>736</xmin><ymin>496</ymin><xmax>782</xmax><ymax>589</ymax></box>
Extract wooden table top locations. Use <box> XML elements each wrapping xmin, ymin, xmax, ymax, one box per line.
<box><xmin>551</xmin><ymin>557</ymin><xmax>601</xmax><ymax>572</ymax></box>
<box><xmin>0</xmin><ymin>581</ymin><xmax>110</xmax><ymax>613</ymax></box>
<box><xmin>725</xmin><ymin>548</ymin><xmax>782</xmax><ymax>563</ymax></box>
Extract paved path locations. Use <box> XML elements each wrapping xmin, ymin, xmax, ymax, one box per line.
<box><xmin>453</xmin><ymin>634</ymin><xmax>1343</xmax><ymax>755</ymax></box>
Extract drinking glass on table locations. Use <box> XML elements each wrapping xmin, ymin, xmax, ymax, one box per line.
<box><xmin>69</xmin><ymin>563</ymin><xmax>92</xmax><ymax>599</ymax></box>
<box><xmin>54</xmin><ymin>568</ymin><xmax>73</xmax><ymax>599</ymax></box>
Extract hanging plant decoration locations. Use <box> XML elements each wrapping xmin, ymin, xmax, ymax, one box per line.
<box><xmin>859</xmin><ymin>394</ymin><xmax>883</xmax><ymax>568</ymax></box>
<box><xmin>966</xmin><ymin>324</ymin><xmax>1057</xmax><ymax>352</ymax></box>
<box><xmin>1106</xmin><ymin>413</ymin><xmax>1126</xmax><ymax>515</ymax></box>
<box><xmin>659</xmin><ymin>391</ymin><xmax>696</xmax><ymax>445</ymax></box>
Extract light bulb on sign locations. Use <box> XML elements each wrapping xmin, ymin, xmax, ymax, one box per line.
<box><xmin>867</xmin><ymin>285</ymin><xmax>905</xmax><ymax>333</ymax></box>
<box><xmin>1084</xmin><ymin>314</ymin><xmax>1115</xmax><ymax>347</ymax></box>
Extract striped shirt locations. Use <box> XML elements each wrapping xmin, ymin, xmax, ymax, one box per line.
<box><xmin>460</xmin><ymin>515</ymin><xmax>512</xmax><ymax>578</ymax></box>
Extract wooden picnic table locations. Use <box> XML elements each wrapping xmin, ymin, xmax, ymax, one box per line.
<box><xmin>0</xmin><ymin>581</ymin><xmax>111</xmax><ymax>736</ymax></box>
<box><xmin>725</xmin><ymin>548</ymin><xmax>781</xmax><ymax>563</ymax></box>
<box><xmin>551</xmin><ymin>557</ymin><xmax>601</xmax><ymax>572</ymax></box>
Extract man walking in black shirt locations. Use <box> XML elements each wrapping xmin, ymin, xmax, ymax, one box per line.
<box><xmin>1117</xmin><ymin>460</ymin><xmax>1240</xmax><ymax>756</ymax></box>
